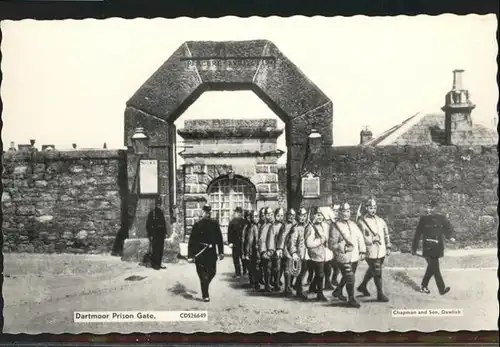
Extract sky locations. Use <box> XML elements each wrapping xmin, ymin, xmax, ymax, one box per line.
<box><xmin>1</xmin><ymin>15</ymin><xmax>497</xmax><ymax>165</ymax></box>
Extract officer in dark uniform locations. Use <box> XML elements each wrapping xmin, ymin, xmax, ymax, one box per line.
<box><xmin>187</xmin><ymin>205</ymin><xmax>225</xmax><ymax>302</ymax></box>
<box><xmin>145</xmin><ymin>196</ymin><xmax>168</xmax><ymax>270</ymax></box>
<box><xmin>227</xmin><ymin>206</ymin><xmax>246</xmax><ymax>278</ymax></box>
<box><xmin>411</xmin><ymin>199</ymin><xmax>455</xmax><ymax>295</ymax></box>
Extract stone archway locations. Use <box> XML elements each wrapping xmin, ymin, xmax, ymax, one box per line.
<box><xmin>124</xmin><ymin>40</ymin><xmax>333</xmax><ymax>225</ymax></box>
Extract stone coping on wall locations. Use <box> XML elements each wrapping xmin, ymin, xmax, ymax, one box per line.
<box><xmin>329</xmin><ymin>144</ymin><xmax>498</xmax><ymax>155</ymax></box>
<box><xmin>179</xmin><ymin>149</ymin><xmax>285</xmax><ymax>158</ymax></box>
<box><xmin>3</xmin><ymin>149</ymin><xmax>126</xmax><ymax>162</ymax></box>
<box><xmin>177</xmin><ymin>128</ymin><xmax>284</xmax><ymax>139</ymax></box>
<box><xmin>184</xmin><ymin>118</ymin><xmax>278</xmax><ymax>129</ymax></box>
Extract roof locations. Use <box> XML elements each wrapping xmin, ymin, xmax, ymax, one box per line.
<box><xmin>363</xmin><ymin>112</ymin><xmax>498</xmax><ymax>147</ymax></box>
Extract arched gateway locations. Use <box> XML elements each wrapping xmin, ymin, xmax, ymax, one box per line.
<box><xmin>124</xmin><ymin>40</ymin><xmax>333</xmax><ymax>236</ymax></box>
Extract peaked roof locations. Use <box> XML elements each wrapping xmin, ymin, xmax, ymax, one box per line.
<box><xmin>363</xmin><ymin>111</ymin><xmax>498</xmax><ymax>147</ymax></box>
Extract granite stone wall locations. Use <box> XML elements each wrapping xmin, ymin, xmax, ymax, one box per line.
<box><xmin>320</xmin><ymin>145</ymin><xmax>498</xmax><ymax>251</ymax></box>
<box><xmin>2</xmin><ymin>145</ymin><xmax>497</xmax><ymax>255</ymax></box>
<box><xmin>2</xmin><ymin>150</ymin><xmax>127</xmax><ymax>254</ymax></box>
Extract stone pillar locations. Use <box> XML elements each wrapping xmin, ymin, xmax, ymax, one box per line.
<box><xmin>253</xmin><ymin>162</ymin><xmax>280</xmax><ymax>210</ymax></box>
<box><xmin>182</xmin><ymin>164</ymin><xmax>209</xmax><ymax>237</ymax></box>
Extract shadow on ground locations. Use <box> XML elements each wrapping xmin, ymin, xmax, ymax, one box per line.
<box><xmin>391</xmin><ymin>270</ymin><xmax>422</xmax><ymax>292</ymax></box>
<box><xmin>167</xmin><ymin>282</ymin><xmax>203</xmax><ymax>301</ymax></box>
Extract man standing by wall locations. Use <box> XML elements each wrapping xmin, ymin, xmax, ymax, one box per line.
<box><xmin>227</xmin><ymin>207</ymin><xmax>246</xmax><ymax>278</ymax></box>
<box><xmin>412</xmin><ymin>199</ymin><xmax>455</xmax><ymax>295</ymax></box>
<box><xmin>357</xmin><ymin>197</ymin><xmax>391</xmax><ymax>302</ymax></box>
<box><xmin>187</xmin><ymin>205</ymin><xmax>225</xmax><ymax>302</ymax></box>
<box><xmin>145</xmin><ymin>196</ymin><xmax>168</xmax><ymax>270</ymax></box>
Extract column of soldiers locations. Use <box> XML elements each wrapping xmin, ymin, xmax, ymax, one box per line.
<box><xmin>188</xmin><ymin>196</ymin><xmax>455</xmax><ymax>304</ymax></box>
<box><xmin>233</xmin><ymin>197</ymin><xmax>392</xmax><ymax>308</ymax></box>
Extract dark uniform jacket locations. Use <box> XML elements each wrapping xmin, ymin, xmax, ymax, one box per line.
<box><xmin>188</xmin><ymin>217</ymin><xmax>224</xmax><ymax>261</ymax></box>
<box><xmin>411</xmin><ymin>214</ymin><xmax>455</xmax><ymax>258</ymax></box>
<box><xmin>146</xmin><ymin>207</ymin><xmax>167</xmax><ymax>239</ymax></box>
<box><xmin>227</xmin><ymin>217</ymin><xmax>247</xmax><ymax>250</ymax></box>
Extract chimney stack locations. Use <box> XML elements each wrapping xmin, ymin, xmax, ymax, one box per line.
<box><xmin>9</xmin><ymin>141</ymin><xmax>16</xmax><ymax>151</ymax></box>
<box><xmin>442</xmin><ymin>69</ymin><xmax>476</xmax><ymax>145</ymax></box>
<box><xmin>18</xmin><ymin>144</ymin><xmax>31</xmax><ymax>152</ymax></box>
<box><xmin>42</xmin><ymin>145</ymin><xmax>55</xmax><ymax>151</ymax></box>
<box><xmin>452</xmin><ymin>69</ymin><xmax>465</xmax><ymax>90</ymax></box>
<box><xmin>360</xmin><ymin>126</ymin><xmax>373</xmax><ymax>145</ymax></box>
<box><xmin>72</xmin><ymin>143</ymin><xmax>77</xmax><ymax>149</ymax></box>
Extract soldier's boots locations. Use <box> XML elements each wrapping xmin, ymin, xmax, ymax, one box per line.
<box><xmin>357</xmin><ymin>285</ymin><xmax>371</xmax><ymax>297</ymax></box>
<box><xmin>440</xmin><ymin>287</ymin><xmax>451</xmax><ymax>295</ymax></box>
<box><xmin>377</xmin><ymin>293</ymin><xmax>389</xmax><ymax>302</ymax></box>
<box><xmin>316</xmin><ymin>291</ymin><xmax>328</xmax><ymax>302</ymax></box>
<box><xmin>325</xmin><ymin>281</ymin><xmax>335</xmax><ymax>290</ymax></box>
<box><xmin>420</xmin><ymin>286</ymin><xmax>431</xmax><ymax>294</ymax></box>
<box><xmin>283</xmin><ymin>287</ymin><xmax>293</xmax><ymax>296</ymax></box>
<box><xmin>347</xmin><ymin>297</ymin><xmax>361</xmax><ymax>308</ymax></box>
<box><xmin>297</xmin><ymin>292</ymin><xmax>308</xmax><ymax>301</ymax></box>
<box><xmin>332</xmin><ymin>288</ymin><xmax>348</xmax><ymax>302</ymax></box>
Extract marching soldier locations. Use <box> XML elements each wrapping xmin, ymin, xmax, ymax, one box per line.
<box><xmin>318</xmin><ymin>206</ymin><xmax>335</xmax><ymax>291</ymax></box>
<box><xmin>227</xmin><ymin>207</ymin><xmax>246</xmax><ymax>278</ymax></box>
<box><xmin>270</xmin><ymin>208</ymin><xmax>285</xmax><ymax>290</ymax></box>
<box><xmin>304</xmin><ymin>206</ymin><xmax>329</xmax><ymax>301</ymax></box>
<box><xmin>411</xmin><ymin>199</ymin><xmax>455</xmax><ymax>295</ymax></box>
<box><xmin>276</xmin><ymin>208</ymin><xmax>297</xmax><ymax>295</ymax></box>
<box><xmin>290</xmin><ymin>207</ymin><xmax>309</xmax><ymax>300</ymax></box>
<box><xmin>258</xmin><ymin>207</ymin><xmax>275</xmax><ymax>292</ymax></box>
<box><xmin>330</xmin><ymin>203</ymin><xmax>341</xmax><ymax>286</ymax></box>
<box><xmin>246</xmin><ymin>210</ymin><xmax>262</xmax><ymax>290</ymax></box>
<box><xmin>329</xmin><ymin>202</ymin><xmax>366</xmax><ymax>308</ymax></box>
<box><xmin>145</xmin><ymin>196</ymin><xmax>168</xmax><ymax>270</ymax></box>
<box><xmin>357</xmin><ymin>197</ymin><xmax>391</xmax><ymax>302</ymax></box>
<box><xmin>241</xmin><ymin>210</ymin><xmax>252</xmax><ymax>280</ymax></box>
<box><xmin>257</xmin><ymin>207</ymin><xmax>268</xmax><ymax>286</ymax></box>
<box><xmin>187</xmin><ymin>205</ymin><xmax>225</xmax><ymax>302</ymax></box>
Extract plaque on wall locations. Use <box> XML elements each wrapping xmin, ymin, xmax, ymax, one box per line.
<box><xmin>139</xmin><ymin>159</ymin><xmax>158</xmax><ymax>195</ymax></box>
<box><xmin>301</xmin><ymin>171</ymin><xmax>320</xmax><ymax>198</ymax></box>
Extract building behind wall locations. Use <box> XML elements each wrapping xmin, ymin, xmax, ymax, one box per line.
<box><xmin>177</xmin><ymin>119</ymin><xmax>286</xmax><ymax>241</ymax></box>
<box><xmin>360</xmin><ymin>70</ymin><xmax>498</xmax><ymax>147</ymax></box>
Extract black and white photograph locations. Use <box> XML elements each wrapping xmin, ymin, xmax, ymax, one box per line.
<box><xmin>0</xmin><ymin>15</ymin><xmax>498</xmax><ymax>334</ymax></box>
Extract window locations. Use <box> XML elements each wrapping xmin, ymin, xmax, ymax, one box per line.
<box><xmin>207</xmin><ymin>177</ymin><xmax>256</xmax><ymax>242</ymax></box>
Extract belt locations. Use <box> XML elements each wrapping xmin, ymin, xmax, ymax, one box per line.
<box><xmin>195</xmin><ymin>243</ymin><xmax>215</xmax><ymax>258</ymax></box>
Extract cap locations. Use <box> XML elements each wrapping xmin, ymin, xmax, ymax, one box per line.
<box><xmin>309</xmin><ymin>206</ymin><xmax>320</xmax><ymax>216</ymax></box>
<box><xmin>234</xmin><ymin>206</ymin><xmax>243</xmax><ymax>214</ymax></box>
<box><xmin>332</xmin><ymin>204</ymin><xmax>340</xmax><ymax>210</ymax></box>
<box><xmin>366</xmin><ymin>197</ymin><xmax>377</xmax><ymax>207</ymax></box>
<box><xmin>274</xmin><ymin>207</ymin><xmax>285</xmax><ymax>216</ymax></box>
<box><xmin>265</xmin><ymin>207</ymin><xmax>274</xmax><ymax>214</ymax></box>
<box><xmin>298</xmin><ymin>207</ymin><xmax>308</xmax><ymax>215</ymax></box>
<box><xmin>202</xmin><ymin>205</ymin><xmax>212</xmax><ymax>213</ymax></box>
<box><xmin>339</xmin><ymin>202</ymin><xmax>350</xmax><ymax>211</ymax></box>
<box><xmin>287</xmin><ymin>208</ymin><xmax>296</xmax><ymax>215</ymax></box>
